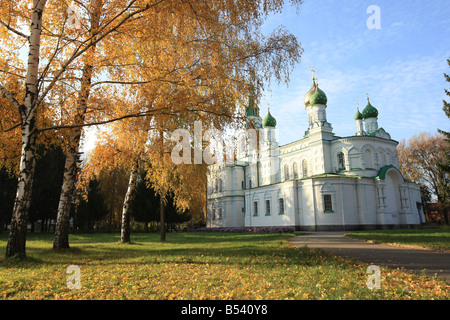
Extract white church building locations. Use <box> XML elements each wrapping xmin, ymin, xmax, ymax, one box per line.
<box><xmin>206</xmin><ymin>74</ymin><xmax>426</xmax><ymax>231</ymax></box>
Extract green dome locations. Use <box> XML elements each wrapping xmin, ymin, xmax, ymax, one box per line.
<box><xmin>262</xmin><ymin>109</ymin><xmax>277</xmax><ymax>128</ymax></box>
<box><xmin>246</xmin><ymin>95</ymin><xmax>259</xmax><ymax>117</ymax></box>
<box><xmin>304</xmin><ymin>79</ymin><xmax>317</xmax><ymax>106</ymax></box>
<box><xmin>362</xmin><ymin>101</ymin><xmax>378</xmax><ymax>118</ymax></box>
<box><xmin>354</xmin><ymin>109</ymin><xmax>363</xmax><ymax>120</ymax></box>
<box><xmin>309</xmin><ymin>87</ymin><xmax>327</xmax><ymax>106</ymax></box>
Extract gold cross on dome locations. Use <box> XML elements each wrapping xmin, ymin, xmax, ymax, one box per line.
<box><xmin>356</xmin><ymin>102</ymin><xmax>359</xmax><ymax>111</ymax></box>
<box><xmin>311</xmin><ymin>67</ymin><xmax>315</xmax><ymax>80</ymax></box>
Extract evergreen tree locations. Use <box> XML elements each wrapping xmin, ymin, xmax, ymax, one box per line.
<box><xmin>165</xmin><ymin>194</ymin><xmax>190</xmax><ymax>231</ymax></box>
<box><xmin>131</xmin><ymin>172</ymin><xmax>160</xmax><ymax>232</ymax></box>
<box><xmin>75</xmin><ymin>178</ymin><xmax>108</xmax><ymax>232</ymax></box>
<box><xmin>438</xmin><ymin>57</ymin><xmax>450</xmax><ymax>224</ymax></box>
<box><xmin>439</xmin><ymin>58</ymin><xmax>450</xmax><ymax>138</ymax></box>
<box><xmin>29</xmin><ymin>144</ymin><xmax>65</xmax><ymax>232</ymax></box>
<box><xmin>130</xmin><ymin>173</ymin><xmax>191</xmax><ymax>232</ymax></box>
<box><xmin>0</xmin><ymin>166</ymin><xmax>16</xmax><ymax>233</ymax></box>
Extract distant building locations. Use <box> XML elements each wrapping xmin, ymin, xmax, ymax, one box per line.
<box><xmin>206</xmin><ymin>73</ymin><xmax>425</xmax><ymax>231</ymax></box>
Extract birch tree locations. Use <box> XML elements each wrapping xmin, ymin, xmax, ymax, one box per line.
<box><xmin>398</xmin><ymin>132</ymin><xmax>450</xmax><ymax>224</ymax></box>
<box><xmin>83</xmin><ymin>0</ymin><xmax>302</xmax><ymax>243</ymax></box>
<box><xmin>1</xmin><ymin>0</ymin><xmax>302</xmax><ymax>256</ymax></box>
<box><xmin>0</xmin><ymin>0</ymin><xmax>168</xmax><ymax>258</ymax></box>
<box><xmin>1</xmin><ymin>0</ymin><xmax>47</xmax><ymax>258</ymax></box>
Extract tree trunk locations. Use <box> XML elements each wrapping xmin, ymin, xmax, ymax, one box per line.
<box><xmin>53</xmin><ymin>139</ymin><xmax>80</xmax><ymax>249</ymax></box>
<box><xmin>53</xmin><ymin>1</ymin><xmax>99</xmax><ymax>250</ymax></box>
<box><xmin>5</xmin><ymin>1</ymin><xmax>46</xmax><ymax>258</ymax></box>
<box><xmin>108</xmin><ymin>169</ymin><xmax>117</xmax><ymax>232</ymax></box>
<box><xmin>144</xmin><ymin>219</ymin><xmax>149</xmax><ymax>233</ymax></box>
<box><xmin>53</xmin><ymin>63</ymin><xmax>92</xmax><ymax>249</ymax></box>
<box><xmin>160</xmin><ymin>196</ymin><xmax>165</xmax><ymax>241</ymax></box>
<box><xmin>121</xmin><ymin>159</ymin><xmax>139</xmax><ymax>243</ymax></box>
<box><xmin>6</xmin><ymin>119</ymin><xmax>38</xmax><ymax>258</ymax></box>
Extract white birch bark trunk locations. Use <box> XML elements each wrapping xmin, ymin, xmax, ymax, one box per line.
<box><xmin>121</xmin><ymin>159</ymin><xmax>139</xmax><ymax>243</ymax></box>
<box><xmin>5</xmin><ymin>0</ymin><xmax>47</xmax><ymax>258</ymax></box>
<box><xmin>53</xmin><ymin>2</ymin><xmax>100</xmax><ymax>249</ymax></box>
<box><xmin>53</xmin><ymin>129</ymin><xmax>82</xmax><ymax>249</ymax></box>
<box><xmin>53</xmin><ymin>65</ymin><xmax>92</xmax><ymax>249</ymax></box>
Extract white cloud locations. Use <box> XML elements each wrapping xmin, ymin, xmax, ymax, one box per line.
<box><xmin>262</xmin><ymin>50</ymin><xmax>449</xmax><ymax>145</ymax></box>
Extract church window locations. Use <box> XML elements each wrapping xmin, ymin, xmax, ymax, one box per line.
<box><xmin>302</xmin><ymin>160</ymin><xmax>308</xmax><ymax>177</ymax></box>
<box><xmin>378</xmin><ymin>151</ymin><xmax>385</xmax><ymax>168</ymax></box>
<box><xmin>218</xmin><ymin>179</ymin><xmax>223</xmax><ymax>192</ymax></box>
<box><xmin>212</xmin><ymin>209</ymin><xmax>216</xmax><ymax>220</ymax></box>
<box><xmin>217</xmin><ymin>208</ymin><xmax>222</xmax><ymax>220</ymax></box>
<box><xmin>284</xmin><ymin>164</ymin><xmax>289</xmax><ymax>181</ymax></box>
<box><xmin>364</xmin><ymin>149</ymin><xmax>374</xmax><ymax>169</ymax></box>
<box><xmin>337</xmin><ymin>152</ymin><xmax>345</xmax><ymax>171</ymax></box>
<box><xmin>241</xmin><ymin>181</ymin><xmax>244</xmax><ymax>189</ymax></box>
<box><xmin>293</xmin><ymin>163</ymin><xmax>299</xmax><ymax>179</ymax></box>
<box><xmin>249</xmin><ymin>179</ymin><xmax>252</xmax><ymax>189</ymax></box>
<box><xmin>253</xmin><ymin>201</ymin><xmax>258</xmax><ymax>216</ymax></box>
<box><xmin>265</xmin><ymin>200</ymin><xmax>271</xmax><ymax>216</ymax></box>
<box><xmin>240</xmin><ymin>137</ymin><xmax>246</xmax><ymax>155</ymax></box>
<box><xmin>323</xmin><ymin>195</ymin><xmax>333</xmax><ymax>212</ymax></box>
<box><xmin>279</xmin><ymin>198</ymin><xmax>285</xmax><ymax>215</ymax></box>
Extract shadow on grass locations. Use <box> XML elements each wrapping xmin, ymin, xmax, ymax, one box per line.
<box><xmin>0</xmin><ymin>232</ymin><xmax>337</xmax><ymax>270</ymax></box>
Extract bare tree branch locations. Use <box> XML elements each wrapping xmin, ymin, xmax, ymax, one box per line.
<box><xmin>0</xmin><ymin>83</ymin><xmax>21</xmax><ymax>109</ymax></box>
<box><xmin>37</xmin><ymin>107</ymin><xmax>168</xmax><ymax>132</ymax></box>
<box><xmin>36</xmin><ymin>0</ymin><xmax>165</xmax><ymax>107</ymax></box>
<box><xmin>2</xmin><ymin>122</ymin><xmax>21</xmax><ymax>132</ymax></box>
<box><xmin>0</xmin><ymin>19</ymin><xmax>29</xmax><ymax>39</ymax></box>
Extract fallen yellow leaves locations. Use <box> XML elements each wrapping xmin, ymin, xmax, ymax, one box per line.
<box><xmin>0</xmin><ymin>233</ymin><xmax>448</xmax><ymax>300</ymax></box>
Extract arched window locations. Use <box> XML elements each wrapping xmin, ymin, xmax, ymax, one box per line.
<box><xmin>293</xmin><ymin>162</ymin><xmax>299</xmax><ymax>179</ymax></box>
<box><xmin>302</xmin><ymin>160</ymin><xmax>308</xmax><ymax>177</ymax></box>
<box><xmin>218</xmin><ymin>179</ymin><xmax>223</xmax><ymax>192</ymax></box>
<box><xmin>240</xmin><ymin>136</ymin><xmax>247</xmax><ymax>156</ymax></box>
<box><xmin>265</xmin><ymin>200</ymin><xmax>271</xmax><ymax>216</ymax></box>
<box><xmin>253</xmin><ymin>201</ymin><xmax>258</xmax><ymax>216</ymax></box>
<box><xmin>337</xmin><ymin>152</ymin><xmax>345</xmax><ymax>171</ymax></box>
<box><xmin>279</xmin><ymin>198</ymin><xmax>285</xmax><ymax>215</ymax></box>
<box><xmin>323</xmin><ymin>195</ymin><xmax>333</xmax><ymax>212</ymax></box>
<box><xmin>378</xmin><ymin>151</ymin><xmax>385</xmax><ymax>168</ymax></box>
<box><xmin>364</xmin><ymin>149</ymin><xmax>374</xmax><ymax>169</ymax></box>
<box><xmin>284</xmin><ymin>164</ymin><xmax>289</xmax><ymax>181</ymax></box>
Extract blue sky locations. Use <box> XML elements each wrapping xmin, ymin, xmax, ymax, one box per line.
<box><xmin>259</xmin><ymin>0</ymin><xmax>450</xmax><ymax>146</ymax></box>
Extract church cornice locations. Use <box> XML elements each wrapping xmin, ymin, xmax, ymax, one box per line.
<box><xmin>331</xmin><ymin>135</ymin><xmax>398</xmax><ymax>145</ymax></box>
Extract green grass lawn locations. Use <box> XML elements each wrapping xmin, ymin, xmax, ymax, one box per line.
<box><xmin>345</xmin><ymin>227</ymin><xmax>450</xmax><ymax>251</ymax></box>
<box><xmin>0</xmin><ymin>231</ymin><xmax>448</xmax><ymax>300</ymax></box>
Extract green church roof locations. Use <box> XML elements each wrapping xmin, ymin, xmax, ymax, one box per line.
<box><xmin>304</xmin><ymin>75</ymin><xmax>327</xmax><ymax>106</ymax></box>
<box><xmin>246</xmin><ymin>95</ymin><xmax>257</xmax><ymax>117</ymax></box>
<box><xmin>362</xmin><ymin>95</ymin><xmax>378</xmax><ymax>118</ymax></box>
<box><xmin>354</xmin><ymin>105</ymin><xmax>363</xmax><ymax>120</ymax></box>
<box><xmin>304</xmin><ymin>79</ymin><xmax>317</xmax><ymax>106</ymax></box>
<box><xmin>354</xmin><ymin>110</ymin><xmax>363</xmax><ymax>120</ymax></box>
<box><xmin>262</xmin><ymin>108</ymin><xmax>277</xmax><ymax>128</ymax></box>
<box><xmin>310</xmin><ymin>87</ymin><xmax>327</xmax><ymax>106</ymax></box>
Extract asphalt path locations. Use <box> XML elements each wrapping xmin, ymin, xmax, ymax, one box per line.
<box><xmin>288</xmin><ymin>232</ymin><xmax>450</xmax><ymax>283</ymax></box>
